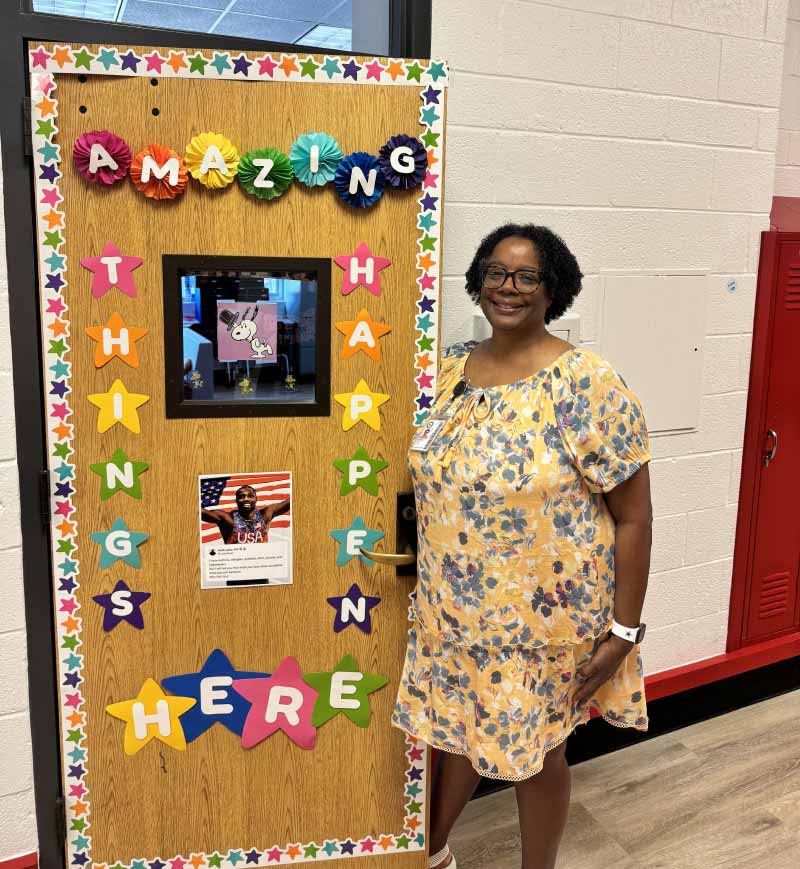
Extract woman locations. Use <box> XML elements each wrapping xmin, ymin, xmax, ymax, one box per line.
<box><xmin>391</xmin><ymin>224</ymin><xmax>652</xmax><ymax>869</ymax></box>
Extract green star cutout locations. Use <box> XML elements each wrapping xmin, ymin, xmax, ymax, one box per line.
<box><xmin>421</xmin><ymin>129</ymin><xmax>440</xmax><ymax>148</ymax></box>
<box><xmin>321</xmin><ymin>57</ymin><xmax>341</xmax><ymax>78</ymax></box>
<box><xmin>227</xmin><ymin>851</ymin><xmax>243</xmax><ymax>866</ymax></box>
<box><xmin>53</xmin><ymin>442</ymin><xmax>72</xmax><ymax>460</ymax></box>
<box><xmin>62</xmin><ymin>636</ymin><xmax>78</xmax><ymax>651</ymax></box>
<box><xmin>43</xmin><ymin>229</ymin><xmax>62</xmax><ymax>248</ymax></box>
<box><xmin>35</xmin><ymin>118</ymin><xmax>56</xmax><ymax>138</ymax></box>
<box><xmin>406</xmin><ymin>782</ymin><xmax>422</xmax><ymax>797</ymax></box>
<box><xmin>207</xmin><ymin>853</ymin><xmax>223</xmax><ymax>868</ymax></box>
<box><xmin>97</xmin><ymin>48</ymin><xmax>118</xmax><ymax>70</ymax></box>
<box><xmin>406</xmin><ymin>799</ymin><xmax>422</xmax><ymax>814</ymax></box>
<box><xmin>303</xmin><ymin>844</ymin><xmax>319</xmax><ymax>858</ymax></box>
<box><xmin>66</xmin><ymin>728</ymin><xmax>83</xmax><ymax>744</ymax></box>
<box><xmin>300</xmin><ymin>57</ymin><xmax>319</xmax><ymax>78</ymax></box>
<box><xmin>110</xmin><ymin>863</ymin><xmax>126</xmax><ymax>869</ymax></box>
<box><xmin>417</xmin><ymin>213</ymin><xmax>437</xmax><ymax>232</ymax></box>
<box><xmin>189</xmin><ymin>52</ymin><xmax>208</xmax><ymax>73</ymax></box>
<box><xmin>38</xmin><ymin>141</ymin><xmax>59</xmax><ymax>162</ymax></box>
<box><xmin>210</xmin><ymin>53</ymin><xmax>231</xmax><ymax>75</ymax></box>
<box><xmin>396</xmin><ymin>835</ymin><xmax>411</xmax><ymax>849</ymax></box>
<box><xmin>427</xmin><ymin>61</ymin><xmax>446</xmax><ymax>81</ymax></box>
<box><xmin>90</xmin><ymin>448</ymin><xmax>150</xmax><ymax>500</ymax></box>
<box><xmin>419</xmin><ymin>234</ymin><xmax>436</xmax><ymax>251</ymax></box>
<box><xmin>72</xmin><ymin>835</ymin><xmax>89</xmax><ymax>851</ymax></box>
<box><xmin>73</xmin><ymin>48</ymin><xmax>94</xmax><ymax>70</ymax></box>
<box><xmin>405</xmin><ymin>61</ymin><xmax>424</xmax><ymax>82</ymax></box>
<box><xmin>321</xmin><ymin>842</ymin><xmax>338</xmax><ymax>857</ymax></box>
<box><xmin>303</xmin><ymin>654</ymin><xmax>388</xmax><ymax>728</ymax></box>
<box><xmin>56</xmin><ymin>539</ymin><xmax>75</xmax><ymax>554</ymax></box>
<box><xmin>64</xmin><ymin>653</ymin><xmax>81</xmax><ymax>669</ymax></box>
<box><xmin>416</xmin><ymin>314</ymin><xmax>434</xmax><ymax>332</ymax></box>
<box><xmin>417</xmin><ymin>335</ymin><xmax>434</xmax><ymax>352</ymax></box>
<box><xmin>45</xmin><ymin>251</ymin><xmax>65</xmax><ymax>271</ymax></box>
<box><xmin>332</xmin><ymin>446</ymin><xmax>388</xmax><ymax>496</ymax></box>
<box><xmin>49</xmin><ymin>338</ymin><xmax>67</xmax><ymax>356</ymax></box>
<box><xmin>70</xmin><ymin>816</ymin><xmax>86</xmax><ymax>831</ymax></box>
<box><xmin>420</xmin><ymin>106</ymin><xmax>440</xmax><ymax>126</ymax></box>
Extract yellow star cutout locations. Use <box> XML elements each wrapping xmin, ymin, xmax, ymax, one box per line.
<box><xmin>106</xmin><ymin>678</ymin><xmax>195</xmax><ymax>756</ymax></box>
<box><xmin>85</xmin><ymin>313</ymin><xmax>148</xmax><ymax>368</ymax></box>
<box><xmin>334</xmin><ymin>378</ymin><xmax>390</xmax><ymax>431</ymax></box>
<box><xmin>87</xmin><ymin>378</ymin><xmax>150</xmax><ymax>433</ymax></box>
<box><xmin>334</xmin><ymin>308</ymin><xmax>392</xmax><ymax>362</ymax></box>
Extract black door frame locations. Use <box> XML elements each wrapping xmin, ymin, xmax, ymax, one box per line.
<box><xmin>0</xmin><ymin>2</ymin><xmax>431</xmax><ymax>864</ymax></box>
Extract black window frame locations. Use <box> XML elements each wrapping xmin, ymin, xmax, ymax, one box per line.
<box><xmin>0</xmin><ymin>2</ymin><xmax>431</xmax><ymax>865</ymax></box>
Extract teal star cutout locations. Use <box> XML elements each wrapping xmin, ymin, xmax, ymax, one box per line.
<box><xmin>73</xmin><ymin>48</ymin><xmax>94</xmax><ymax>70</ymax></box>
<box><xmin>207</xmin><ymin>854</ymin><xmax>222</xmax><ymax>868</ymax></box>
<box><xmin>332</xmin><ymin>446</ymin><xmax>388</xmax><ymax>496</ymax></box>
<box><xmin>419</xmin><ymin>234</ymin><xmax>436</xmax><ymax>251</ymax></box>
<box><xmin>321</xmin><ymin>57</ymin><xmax>341</xmax><ymax>78</ymax></box>
<box><xmin>89</xmin><ymin>448</ymin><xmax>150</xmax><ymax>500</ymax></box>
<box><xmin>427</xmin><ymin>61</ymin><xmax>447</xmax><ymax>81</ymax></box>
<box><xmin>303</xmin><ymin>843</ymin><xmax>319</xmax><ymax>857</ymax></box>
<box><xmin>54</xmin><ymin>463</ymin><xmax>74</xmax><ymax>481</ymax></box>
<box><xmin>97</xmin><ymin>48</ymin><xmax>118</xmax><ymax>70</ymax></box>
<box><xmin>68</xmin><ymin>747</ymin><xmax>86</xmax><ymax>764</ymax></box>
<box><xmin>45</xmin><ymin>251</ymin><xmax>65</xmax><ymax>271</ymax></box>
<box><xmin>405</xmin><ymin>61</ymin><xmax>424</xmax><ymax>81</ymax></box>
<box><xmin>417</xmin><ymin>335</ymin><xmax>434</xmax><ymax>352</ymax></box>
<box><xmin>36</xmin><ymin>119</ymin><xmax>55</xmax><ymax>138</ymax></box>
<box><xmin>227</xmin><ymin>851</ymin><xmax>244</xmax><ymax>866</ymax></box>
<box><xmin>396</xmin><ymin>835</ymin><xmax>411</xmax><ymax>849</ymax></box>
<box><xmin>421</xmin><ymin>129</ymin><xmax>440</xmax><ymax>148</ymax></box>
<box><xmin>43</xmin><ymin>229</ymin><xmax>62</xmax><ymax>248</ymax></box>
<box><xmin>321</xmin><ymin>842</ymin><xmax>338</xmax><ymax>857</ymax></box>
<box><xmin>90</xmin><ymin>517</ymin><xmax>148</xmax><ymax>569</ymax></box>
<box><xmin>131</xmin><ymin>862</ymin><xmax>146</xmax><ymax>869</ymax></box>
<box><xmin>63</xmin><ymin>653</ymin><xmax>81</xmax><ymax>670</ymax></box>
<box><xmin>304</xmin><ymin>654</ymin><xmax>388</xmax><ymax>728</ymax></box>
<box><xmin>49</xmin><ymin>359</ymin><xmax>69</xmax><ymax>378</ymax></box>
<box><xmin>414</xmin><ymin>410</ymin><xmax>430</xmax><ymax>426</ymax></box>
<box><xmin>420</xmin><ymin>106</ymin><xmax>440</xmax><ymax>126</ymax></box>
<box><xmin>210</xmin><ymin>53</ymin><xmax>231</xmax><ymax>75</ymax></box>
<box><xmin>416</xmin><ymin>833</ymin><xmax>426</xmax><ymax>847</ymax></box>
<box><xmin>38</xmin><ymin>141</ymin><xmax>59</xmax><ymax>162</ymax></box>
<box><xmin>59</xmin><ymin>558</ymin><xmax>77</xmax><ymax>576</ymax></box>
<box><xmin>406</xmin><ymin>782</ymin><xmax>422</xmax><ymax>797</ymax></box>
<box><xmin>72</xmin><ymin>835</ymin><xmax>89</xmax><ymax>851</ymax></box>
<box><xmin>300</xmin><ymin>57</ymin><xmax>319</xmax><ymax>78</ymax></box>
<box><xmin>189</xmin><ymin>53</ymin><xmax>208</xmax><ymax>73</ymax></box>
<box><xmin>330</xmin><ymin>516</ymin><xmax>384</xmax><ymax>567</ymax></box>
<box><xmin>416</xmin><ymin>314</ymin><xmax>434</xmax><ymax>332</ymax></box>
<box><xmin>53</xmin><ymin>442</ymin><xmax>72</xmax><ymax>460</ymax></box>
<box><xmin>417</xmin><ymin>213</ymin><xmax>437</xmax><ymax>232</ymax></box>
<box><xmin>49</xmin><ymin>338</ymin><xmax>67</xmax><ymax>356</ymax></box>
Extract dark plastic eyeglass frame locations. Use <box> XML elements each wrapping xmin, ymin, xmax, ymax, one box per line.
<box><xmin>481</xmin><ymin>266</ymin><xmax>543</xmax><ymax>293</ymax></box>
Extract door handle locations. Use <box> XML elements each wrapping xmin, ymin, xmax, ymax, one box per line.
<box><xmin>360</xmin><ymin>545</ymin><xmax>416</xmax><ymax>566</ymax></box>
<box><xmin>764</xmin><ymin>428</ymin><xmax>778</xmax><ymax>467</ymax></box>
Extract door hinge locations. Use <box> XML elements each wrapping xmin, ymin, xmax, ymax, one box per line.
<box><xmin>22</xmin><ymin>97</ymin><xmax>32</xmax><ymax>158</ymax></box>
<box><xmin>55</xmin><ymin>796</ymin><xmax>66</xmax><ymax>849</ymax></box>
<box><xmin>39</xmin><ymin>469</ymin><xmax>51</xmax><ymax>527</ymax></box>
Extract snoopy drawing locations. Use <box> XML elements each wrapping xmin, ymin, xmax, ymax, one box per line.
<box><xmin>220</xmin><ymin>306</ymin><xmax>274</xmax><ymax>359</ymax></box>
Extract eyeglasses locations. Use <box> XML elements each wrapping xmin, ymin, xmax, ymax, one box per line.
<box><xmin>481</xmin><ymin>266</ymin><xmax>543</xmax><ymax>293</ymax></box>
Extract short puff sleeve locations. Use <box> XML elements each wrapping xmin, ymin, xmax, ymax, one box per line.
<box><xmin>554</xmin><ymin>351</ymin><xmax>651</xmax><ymax>493</ymax></box>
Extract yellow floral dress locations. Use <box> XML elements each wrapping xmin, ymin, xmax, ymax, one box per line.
<box><xmin>391</xmin><ymin>341</ymin><xmax>651</xmax><ymax>780</ymax></box>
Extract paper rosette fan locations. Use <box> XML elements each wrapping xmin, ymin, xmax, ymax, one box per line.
<box><xmin>289</xmin><ymin>132</ymin><xmax>343</xmax><ymax>187</ymax></box>
<box><xmin>72</xmin><ymin>130</ymin><xmax>131</xmax><ymax>185</ymax></box>
<box><xmin>184</xmin><ymin>132</ymin><xmax>240</xmax><ymax>189</ymax></box>
<box><xmin>378</xmin><ymin>134</ymin><xmax>427</xmax><ymax>189</ymax></box>
<box><xmin>130</xmin><ymin>144</ymin><xmax>188</xmax><ymax>200</ymax></box>
<box><xmin>334</xmin><ymin>152</ymin><xmax>385</xmax><ymax>209</ymax></box>
<box><xmin>238</xmin><ymin>148</ymin><xmax>294</xmax><ymax>201</ymax></box>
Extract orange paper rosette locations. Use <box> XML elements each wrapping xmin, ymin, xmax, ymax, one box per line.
<box><xmin>130</xmin><ymin>143</ymin><xmax>188</xmax><ymax>200</ymax></box>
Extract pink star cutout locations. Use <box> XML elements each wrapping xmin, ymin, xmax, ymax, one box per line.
<box><xmin>266</xmin><ymin>847</ymin><xmax>283</xmax><ymax>862</ymax></box>
<box><xmin>169</xmin><ymin>859</ymin><xmax>187</xmax><ymax>869</ymax></box>
<box><xmin>418</xmin><ymin>274</ymin><xmax>436</xmax><ymax>291</ymax></box>
<box><xmin>64</xmin><ymin>693</ymin><xmax>82</xmax><ymax>708</ymax></box>
<box><xmin>359</xmin><ymin>838</ymin><xmax>377</xmax><ymax>853</ymax></box>
<box><xmin>233</xmin><ymin>657</ymin><xmax>318</xmax><ymax>750</ymax></box>
<box><xmin>51</xmin><ymin>402</ymin><xmax>70</xmax><ymax>420</ymax></box>
<box><xmin>41</xmin><ymin>187</ymin><xmax>61</xmax><ymax>207</ymax></box>
<box><xmin>258</xmin><ymin>55</ymin><xmax>277</xmax><ymax>76</ymax></box>
<box><xmin>68</xmin><ymin>784</ymin><xmax>86</xmax><ymax>798</ymax></box>
<box><xmin>46</xmin><ymin>298</ymin><xmax>66</xmax><ymax>316</ymax></box>
<box><xmin>80</xmin><ymin>241</ymin><xmax>143</xmax><ymax>299</ymax></box>
<box><xmin>365</xmin><ymin>60</ymin><xmax>384</xmax><ymax>81</ymax></box>
<box><xmin>415</xmin><ymin>372</ymin><xmax>433</xmax><ymax>389</ymax></box>
<box><xmin>36</xmin><ymin>74</ymin><xmax>55</xmax><ymax>95</ymax></box>
<box><xmin>333</xmin><ymin>242</ymin><xmax>392</xmax><ymax>297</ymax></box>
<box><xmin>55</xmin><ymin>501</ymin><xmax>74</xmax><ymax>518</ymax></box>
<box><xmin>31</xmin><ymin>47</ymin><xmax>50</xmax><ymax>69</ymax></box>
<box><xmin>145</xmin><ymin>51</ymin><xmax>164</xmax><ymax>72</ymax></box>
<box><xmin>60</xmin><ymin>597</ymin><xmax>78</xmax><ymax>614</ymax></box>
<box><xmin>408</xmin><ymin>745</ymin><xmax>425</xmax><ymax>761</ymax></box>
<box><xmin>423</xmin><ymin>171</ymin><xmax>439</xmax><ymax>189</ymax></box>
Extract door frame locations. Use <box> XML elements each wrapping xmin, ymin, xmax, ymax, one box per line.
<box><xmin>0</xmin><ymin>3</ymin><xmax>432</xmax><ymax>863</ymax></box>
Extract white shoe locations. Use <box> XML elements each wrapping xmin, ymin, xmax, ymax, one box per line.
<box><xmin>428</xmin><ymin>843</ymin><xmax>457</xmax><ymax>868</ymax></box>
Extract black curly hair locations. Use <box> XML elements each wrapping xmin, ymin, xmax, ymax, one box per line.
<box><xmin>465</xmin><ymin>223</ymin><xmax>583</xmax><ymax>324</ymax></box>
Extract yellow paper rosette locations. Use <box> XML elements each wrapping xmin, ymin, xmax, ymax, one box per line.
<box><xmin>184</xmin><ymin>132</ymin><xmax>240</xmax><ymax>189</ymax></box>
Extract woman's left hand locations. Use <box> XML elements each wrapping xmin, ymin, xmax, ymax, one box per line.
<box><xmin>571</xmin><ymin>634</ymin><xmax>633</xmax><ymax>709</ymax></box>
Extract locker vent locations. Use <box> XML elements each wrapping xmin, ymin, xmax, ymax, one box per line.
<box><xmin>785</xmin><ymin>266</ymin><xmax>800</xmax><ymax>309</ymax></box>
<box><xmin>757</xmin><ymin>572</ymin><xmax>789</xmax><ymax>620</ymax></box>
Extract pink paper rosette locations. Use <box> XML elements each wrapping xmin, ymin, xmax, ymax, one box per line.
<box><xmin>72</xmin><ymin>130</ymin><xmax>131</xmax><ymax>185</ymax></box>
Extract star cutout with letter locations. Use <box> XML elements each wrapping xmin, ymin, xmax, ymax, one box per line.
<box><xmin>334</xmin><ymin>308</ymin><xmax>391</xmax><ymax>361</ymax></box>
<box><xmin>329</xmin><ymin>516</ymin><xmax>384</xmax><ymax>567</ymax></box>
<box><xmin>92</xmin><ymin>579</ymin><xmax>151</xmax><ymax>632</ymax></box>
<box><xmin>89</xmin><ymin>447</ymin><xmax>149</xmax><ymax>500</ymax></box>
<box><xmin>90</xmin><ymin>517</ymin><xmax>148</xmax><ymax>569</ymax></box>
<box><xmin>303</xmin><ymin>654</ymin><xmax>388</xmax><ymax>728</ymax></box>
<box><xmin>88</xmin><ymin>379</ymin><xmax>150</xmax><ymax>433</ymax></box>
<box><xmin>233</xmin><ymin>656</ymin><xmax>318</xmax><ymax>750</ymax></box>
<box><xmin>334</xmin><ymin>378</ymin><xmax>389</xmax><ymax>431</ymax></box>
<box><xmin>106</xmin><ymin>678</ymin><xmax>195</xmax><ymax>755</ymax></box>
<box><xmin>85</xmin><ymin>313</ymin><xmax>148</xmax><ymax>368</ymax></box>
<box><xmin>332</xmin><ymin>446</ymin><xmax>388</xmax><ymax>496</ymax></box>
<box><xmin>161</xmin><ymin>649</ymin><xmax>269</xmax><ymax>743</ymax></box>
<box><xmin>333</xmin><ymin>242</ymin><xmax>392</xmax><ymax>297</ymax></box>
<box><xmin>327</xmin><ymin>583</ymin><xmax>381</xmax><ymax>634</ymax></box>
<box><xmin>80</xmin><ymin>241</ymin><xmax>143</xmax><ymax>299</ymax></box>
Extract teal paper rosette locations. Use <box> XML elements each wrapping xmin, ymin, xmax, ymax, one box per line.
<box><xmin>289</xmin><ymin>132</ymin><xmax>343</xmax><ymax>187</ymax></box>
<box><xmin>237</xmin><ymin>147</ymin><xmax>294</xmax><ymax>200</ymax></box>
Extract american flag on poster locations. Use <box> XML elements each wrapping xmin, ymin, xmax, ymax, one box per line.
<box><xmin>200</xmin><ymin>473</ymin><xmax>292</xmax><ymax>544</ymax></box>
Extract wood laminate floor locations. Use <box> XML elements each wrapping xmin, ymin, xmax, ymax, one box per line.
<box><xmin>448</xmin><ymin>690</ymin><xmax>800</xmax><ymax>868</ymax></box>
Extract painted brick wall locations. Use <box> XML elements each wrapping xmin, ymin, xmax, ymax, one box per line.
<box><xmin>776</xmin><ymin>0</ymin><xmax>800</xmax><ymax>192</ymax></box>
<box><xmin>432</xmin><ymin>0</ymin><xmax>787</xmax><ymax>675</ymax></box>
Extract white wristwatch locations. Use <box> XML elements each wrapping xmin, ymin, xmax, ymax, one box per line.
<box><xmin>610</xmin><ymin>619</ymin><xmax>646</xmax><ymax>644</ymax></box>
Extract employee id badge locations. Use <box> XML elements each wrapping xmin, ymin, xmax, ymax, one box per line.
<box><xmin>410</xmin><ymin>415</ymin><xmax>447</xmax><ymax>452</ymax></box>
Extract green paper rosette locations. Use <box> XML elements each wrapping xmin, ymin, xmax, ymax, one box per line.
<box><xmin>237</xmin><ymin>147</ymin><xmax>294</xmax><ymax>201</ymax></box>
<box><xmin>289</xmin><ymin>132</ymin><xmax>343</xmax><ymax>187</ymax></box>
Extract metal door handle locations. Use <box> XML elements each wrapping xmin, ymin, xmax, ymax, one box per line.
<box><xmin>765</xmin><ymin>429</ymin><xmax>778</xmax><ymax>467</ymax></box>
<box><xmin>360</xmin><ymin>545</ymin><xmax>416</xmax><ymax>567</ymax></box>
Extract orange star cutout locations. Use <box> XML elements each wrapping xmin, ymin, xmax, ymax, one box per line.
<box><xmin>188</xmin><ymin>856</ymin><xmax>206</xmax><ymax>869</ymax></box>
<box><xmin>386</xmin><ymin>61</ymin><xmax>404</xmax><ymax>81</ymax></box>
<box><xmin>417</xmin><ymin>252</ymin><xmax>435</xmax><ymax>271</ymax></box>
<box><xmin>166</xmin><ymin>51</ymin><xmax>187</xmax><ymax>73</ymax></box>
<box><xmin>57</xmin><ymin>519</ymin><xmax>76</xmax><ymax>537</ymax></box>
<box><xmin>378</xmin><ymin>836</ymin><xmax>394</xmax><ymax>850</ymax></box>
<box><xmin>62</xmin><ymin>616</ymin><xmax>80</xmax><ymax>633</ymax></box>
<box><xmin>416</xmin><ymin>352</ymin><xmax>433</xmax><ymax>370</ymax></box>
<box><xmin>405</xmin><ymin>816</ymin><xmax>422</xmax><ymax>832</ymax></box>
<box><xmin>427</xmin><ymin>149</ymin><xmax>439</xmax><ymax>168</ymax></box>
<box><xmin>85</xmin><ymin>312</ymin><xmax>148</xmax><ymax>368</ymax></box>
<box><xmin>279</xmin><ymin>55</ymin><xmax>298</xmax><ymax>76</ymax></box>
<box><xmin>334</xmin><ymin>308</ymin><xmax>392</xmax><ymax>362</ymax></box>
<box><xmin>51</xmin><ymin>46</ymin><xmax>73</xmax><ymax>68</ymax></box>
<box><xmin>67</xmin><ymin>710</ymin><xmax>84</xmax><ymax>727</ymax></box>
<box><xmin>53</xmin><ymin>421</ymin><xmax>72</xmax><ymax>440</ymax></box>
<box><xmin>48</xmin><ymin>319</ymin><xmax>67</xmax><ymax>337</ymax></box>
<box><xmin>72</xmin><ymin>800</ymin><xmax>88</xmax><ymax>817</ymax></box>
<box><xmin>285</xmin><ymin>845</ymin><xmax>302</xmax><ymax>859</ymax></box>
<box><xmin>43</xmin><ymin>209</ymin><xmax>64</xmax><ymax>229</ymax></box>
<box><xmin>36</xmin><ymin>96</ymin><xmax>56</xmax><ymax>117</ymax></box>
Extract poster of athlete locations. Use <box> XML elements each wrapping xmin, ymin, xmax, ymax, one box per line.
<box><xmin>198</xmin><ymin>472</ymin><xmax>292</xmax><ymax>589</ymax></box>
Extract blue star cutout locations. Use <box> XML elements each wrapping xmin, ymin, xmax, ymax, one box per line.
<box><xmin>55</xmin><ymin>482</ymin><xmax>73</xmax><ymax>498</ymax></box>
<box><xmin>90</xmin><ymin>517</ymin><xmax>148</xmax><ymax>569</ymax></box>
<box><xmin>38</xmin><ymin>141</ymin><xmax>59</xmax><ymax>162</ymax></box>
<box><xmin>148</xmin><ymin>860</ymin><xmax>165</xmax><ymax>869</ymax></box>
<box><xmin>232</xmin><ymin>54</ymin><xmax>251</xmax><ymax>76</ymax></box>
<box><xmin>321</xmin><ymin>57</ymin><xmax>341</xmax><ymax>78</ymax></box>
<box><xmin>420</xmin><ymin>106</ymin><xmax>440</xmax><ymax>126</ymax></box>
<box><xmin>50</xmin><ymin>380</ymin><xmax>69</xmax><ymax>397</ymax></box>
<box><xmin>342</xmin><ymin>58</ymin><xmax>360</xmax><ymax>80</ymax></box>
<box><xmin>416</xmin><ymin>394</ymin><xmax>433</xmax><ymax>410</ymax></box>
<box><xmin>161</xmin><ymin>649</ymin><xmax>269</xmax><ymax>742</ymax></box>
<box><xmin>40</xmin><ymin>164</ymin><xmax>59</xmax><ymax>183</ymax></box>
<box><xmin>330</xmin><ymin>517</ymin><xmax>384</xmax><ymax>567</ymax></box>
<box><xmin>46</xmin><ymin>273</ymin><xmax>64</xmax><ymax>291</ymax></box>
<box><xmin>339</xmin><ymin>840</ymin><xmax>356</xmax><ymax>855</ymax></box>
<box><xmin>420</xmin><ymin>193</ymin><xmax>438</xmax><ymax>211</ymax></box>
<box><xmin>416</xmin><ymin>314</ymin><xmax>434</xmax><ymax>332</ymax></box>
<box><xmin>59</xmin><ymin>577</ymin><xmax>77</xmax><ymax>593</ymax></box>
<box><xmin>120</xmin><ymin>50</ymin><xmax>141</xmax><ymax>71</ymax></box>
<box><xmin>97</xmin><ymin>48</ymin><xmax>119</xmax><ymax>71</ymax></box>
<box><xmin>417</xmin><ymin>213</ymin><xmax>437</xmax><ymax>232</ymax></box>
<box><xmin>72</xmin><ymin>853</ymin><xmax>89</xmax><ymax>866</ymax></box>
<box><xmin>210</xmin><ymin>52</ymin><xmax>231</xmax><ymax>75</ymax></box>
<box><xmin>64</xmin><ymin>671</ymin><xmax>81</xmax><ymax>688</ymax></box>
<box><xmin>67</xmin><ymin>764</ymin><xmax>85</xmax><ymax>779</ymax></box>
<box><xmin>407</xmin><ymin>765</ymin><xmax>423</xmax><ymax>781</ymax></box>
<box><xmin>92</xmin><ymin>579</ymin><xmax>151</xmax><ymax>632</ymax></box>
<box><xmin>421</xmin><ymin>85</ymin><xmax>441</xmax><ymax>104</ymax></box>
<box><xmin>244</xmin><ymin>851</ymin><xmax>261</xmax><ymax>865</ymax></box>
<box><xmin>45</xmin><ymin>251</ymin><xmax>65</xmax><ymax>271</ymax></box>
<box><xmin>326</xmin><ymin>583</ymin><xmax>381</xmax><ymax>634</ymax></box>
<box><xmin>417</xmin><ymin>296</ymin><xmax>435</xmax><ymax>313</ymax></box>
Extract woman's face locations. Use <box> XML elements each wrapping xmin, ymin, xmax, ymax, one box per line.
<box><xmin>479</xmin><ymin>236</ymin><xmax>550</xmax><ymax>335</ymax></box>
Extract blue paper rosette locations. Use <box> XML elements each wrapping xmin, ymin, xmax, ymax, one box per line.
<box><xmin>334</xmin><ymin>152</ymin><xmax>385</xmax><ymax>209</ymax></box>
<box><xmin>378</xmin><ymin>134</ymin><xmax>427</xmax><ymax>189</ymax></box>
<box><xmin>289</xmin><ymin>132</ymin><xmax>343</xmax><ymax>187</ymax></box>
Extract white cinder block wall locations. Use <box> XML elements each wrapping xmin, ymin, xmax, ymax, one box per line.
<box><xmin>776</xmin><ymin>0</ymin><xmax>800</xmax><ymax>192</ymax></box>
<box><xmin>432</xmin><ymin>0</ymin><xmax>787</xmax><ymax>675</ymax></box>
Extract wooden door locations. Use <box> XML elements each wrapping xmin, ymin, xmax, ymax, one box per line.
<box><xmin>29</xmin><ymin>41</ymin><xmax>446</xmax><ymax>867</ymax></box>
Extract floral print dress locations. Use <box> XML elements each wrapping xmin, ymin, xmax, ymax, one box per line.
<box><xmin>391</xmin><ymin>341</ymin><xmax>651</xmax><ymax>780</ymax></box>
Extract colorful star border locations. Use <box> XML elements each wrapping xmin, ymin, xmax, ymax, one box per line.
<box><xmin>29</xmin><ymin>43</ymin><xmax>438</xmax><ymax>867</ymax></box>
